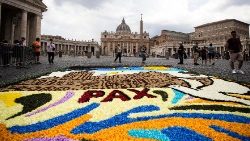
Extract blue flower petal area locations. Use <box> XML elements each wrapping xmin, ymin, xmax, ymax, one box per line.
<box><xmin>162</xmin><ymin>126</ymin><xmax>212</xmax><ymax>141</ymax></box>
<box><xmin>210</xmin><ymin>125</ymin><xmax>250</xmax><ymax>140</ymax></box>
<box><xmin>129</xmin><ymin>129</ymin><xmax>170</xmax><ymax>141</ymax></box>
<box><xmin>8</xmin><ymin>103</ymin><xmax>99</xmax><ymax>134</ymax></box>
<box><xmin>167</xmin><ymin>67</ymin><xmax>186</xmax><ymax>72</ymax></box>
<box><xmin>71</xmin><ymin>105</ymin><xmax>160</xmax><ymax>134</ymax></box>
<box><xmin>71</xmin><ymin>104</ymin><xmax>250</xmax><ymax>134</ymax></box>
<box><xmin>172</xmin><ymin>89</ymin><xmax>185</xmax><ymax>104</ymax></box>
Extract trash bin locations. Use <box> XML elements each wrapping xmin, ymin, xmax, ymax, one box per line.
<box><xmin>165</xmin><ymin>52</ymin><xmax>169</xmax><ymax>60</ymax></box>
<box><xmin>87</xmin><ymin>52</ymin><xmax>92</xmax><ymax>58</ymax></box>
<box><xmin>59</xmin><ymin>51</ymin><xmax>62</xmax><ymax>58</ymax></box>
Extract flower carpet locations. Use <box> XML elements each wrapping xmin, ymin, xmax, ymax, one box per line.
<box><xmin>0</xmin><ymin>66</ymin><xmax>250</xmax><ymax>141</ymax></box>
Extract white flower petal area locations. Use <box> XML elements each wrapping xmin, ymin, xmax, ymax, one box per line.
<box><xmin>38</xmin><ymin>70</ymin><xmax>80</xmax><ymax>79</ymax></box>
<box><xmin>167</xmin><ymin>72</ymin><xmax>250</xmax><ymax>105</ymax></box>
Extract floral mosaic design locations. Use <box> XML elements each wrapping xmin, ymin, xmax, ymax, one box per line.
<box><xmin>0</xmin><ymin>66</ymin><xmax>250</xmax><ymax>141</ymax></box>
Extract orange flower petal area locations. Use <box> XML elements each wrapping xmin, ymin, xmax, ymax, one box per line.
<box><xmin>1</xmin><ymin>117</ymin><xmax>250</xmax><ymax>141</ymax></box>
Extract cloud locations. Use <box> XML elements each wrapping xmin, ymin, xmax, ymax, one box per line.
<box><xmin>53</xmin><ymin>0</ymin><xmax>107</xmax><ymax>9</ymax></box>
<box><xmin>227</xmin><ymin>0</ymin><xmax>250</xmax><ymax>6</ymax></box>
<box><xmin>41</xmin><ymin>0</ymin><xmax>250</xmax><ymax>43</ymax></box>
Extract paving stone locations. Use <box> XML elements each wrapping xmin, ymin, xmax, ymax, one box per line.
<box><xmin>0</xmin><ymin>56</ymin><xmax>249</xmax><ymax>87</ymax></box>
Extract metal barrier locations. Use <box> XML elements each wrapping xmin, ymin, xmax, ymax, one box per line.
<box><xmin>0</xmin><ymin>43</ymin><xmax>35</xmax><ymax>68</ymax></box>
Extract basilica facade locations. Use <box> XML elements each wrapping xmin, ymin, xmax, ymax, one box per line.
<box><xmin>101</xmin><ymin>17</ymin><xmax>150</xmax><ymax>56</ymax></box>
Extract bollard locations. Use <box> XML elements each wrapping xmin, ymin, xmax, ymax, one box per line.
<box><xmin>96</xmin><ymin>51</ymin><xmax>100</xmax><ymax>58</ymax></box>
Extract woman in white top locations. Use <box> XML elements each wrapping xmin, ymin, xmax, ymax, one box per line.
<box><xmin>47</xmin><ymin>39</ymin><xmax>55</xmax><ymax>64</ymax></box>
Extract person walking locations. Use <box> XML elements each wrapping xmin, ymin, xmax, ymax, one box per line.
<box><xmin>192</xmin><ymin>42</ymin><xmax>200</xmax><ymax>65</ymax></box>
<box><xmin>140</xmin><ymin>46</ymin><xmax>147</xmax><ymax>65</ymax></box>
<box><xmin>47</xmin><ymin>38</ymin><xmax>55</xmax><ymax>64</ymax></box>
<box><xmin>32</xmin><ymin>38</ymin><xmax>41</xmax><ymax>64</ymax></box>
<box><xmin>114</xmin><ymin>45</ymin><xmax>122</xmax><ymax>63</ymax></box>
<box><xmin>201</xmin><ymin>46</ymin><xmax>208</xmax><ymax>65</ymax></box>
<box><xmin>225</xmin><ymin>31</ymin><xmax>244</xmax><ymax>74</ymax></box>
<box><xmin>207</xmin><ymin>43</ymin><xmax>215</xmax><ymax>65</ymax></box>
<box><xmin>178</xmin><ymin>43</ymin><xmax>185</xmax><ymax>64</ymax></box>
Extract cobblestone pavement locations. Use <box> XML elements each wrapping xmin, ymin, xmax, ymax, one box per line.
<box><xmin>0</xmin><ymin>55</ymin><xmax>249</xmax><ymax>87</ymax></box>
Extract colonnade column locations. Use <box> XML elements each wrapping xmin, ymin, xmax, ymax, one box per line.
<box><xmin>126</xmin><ymin>42</ymin><xmax>128</xmax><ymax>55</ymax></box>
<box><xmin>35</xmin><ymin>15</ymin><xmax>41</xmax><ymax>38</ymax></box>
<box><xmin>20</xmin><ymin>10</ymin><xmax>28</xmax><ymax>39</ymax></box>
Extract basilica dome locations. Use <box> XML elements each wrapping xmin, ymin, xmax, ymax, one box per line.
<box><xmin>116</xmin><ymin>18</ymin><xmax>131</xmax><ymax>34</ymax></box>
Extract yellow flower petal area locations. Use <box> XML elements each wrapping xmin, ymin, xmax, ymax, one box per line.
<box><xmin>82</xmin><ymin>118</ymin><xmax>250</xmax><ymax>141</ymax></box>
<box><xmin>184</xmin><ymin>98</ymin><xmax>240</xmax><ymax>106</ymax></box>
<box><xmin>107</xmin><ymin>72</ymin><xmax>119</xmax><ymax>75</ymax></box>
<box><xmin>0</xmin><ymin>91</ymin><xmax>22</xmax><ymax>107</ymax></box>
<box><xmin>0</xmin><ymin>92</ymin><xmax>23</xmax><ymax>122</ymax></box>
<box><xmin>228</xmin><ymin>94</ymin><xmax>250</xmax><ymax>100</ymax></box>
<box><xmin>144</xmin><ymin>66</ymin><xmax>169</xmax><ymax>70</ymax></box>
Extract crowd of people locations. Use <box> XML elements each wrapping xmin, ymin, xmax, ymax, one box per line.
<box><xmin>112</xmin><ymin>31</ymin><xmax>247</xmax><ymax>75</ymax></box>
<box><xmin>0</xmin><ymin>37</ymin><xmax>57</xmax><ymax>68</ymax></box>
<box><xmin>177</xmin><ymin>31</ymin><xmax>246</xmax><ymax>74</ymax></box>
<box><xmin>177</xmin><ymin>42</ymin><xmax>218</xmax><ymax>66</ymax></box>
<box><xmin>0</xmin><ymin>37</ymin><xmax>30</xmax><ymax>68</ymax></box>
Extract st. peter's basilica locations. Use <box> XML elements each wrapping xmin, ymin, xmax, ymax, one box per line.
<box><xmin>101</xmin><ymin>16</ymin><xmax>150</xmax><ymax>56</ymax></box>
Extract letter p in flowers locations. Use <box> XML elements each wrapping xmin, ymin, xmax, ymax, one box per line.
<box><xmin>78</xmin><ymin>90</ymin><xmax>105</xmax><ymax>103</ymax></box>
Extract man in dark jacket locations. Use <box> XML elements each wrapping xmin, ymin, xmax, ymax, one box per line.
<box><xmin>178</xmin><ymin>43</ymin><xmax>185</xmax><ymax>64</ymax></box>
<box><xmin>225</xmin><ymin>31</ymin><xmax>244</xmax><ymax>74</ymax></box>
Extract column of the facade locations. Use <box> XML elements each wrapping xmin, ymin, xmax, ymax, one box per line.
<box><xmin>62</xmin><ymin>44</ymin><xmax>65</xmax><ymax>52</ymax></box>
<box><xmin>128</xmin><ymin>42</ymin><xmax>130</xmax><ymax>55</ymax></box>
<box><xmin>67</xmin><ymin>45</ymin><xmax>69</xmax><ymax>54</ymax></box>
<box><xmin>131</xmin><ymin>42</ymin><xmax>134</xmax><ymax>54</ymax></box>
<box><xmin>136</xmin><ymin>42</ymin><xmax>139</xmax><ymax>54</ymax></box>
<box><xmin>35</xmin><ymin>15</ymin><xmax>41</xmax><ymax>38</ymax></box>
<box><xmin>112</xmin><ymin>42</ymin><xmax>115</xmax><ymax>57</ymax></box>
<box><xmin>73</xmin><ymin>45</ymin><xmax>75</xmax><ymax>55</ymax></box>
<box><xmin>108</xmin><ymin>42</ymin><xmax>111</xmax><ymax>56</ymax></box>
<box><xmin>131</xmin><ymin>43</ymin><xmax>133</xmax><ymax>55</ymax></box>
<box><xmin>102</xmin><ymin>42</ymin><xmax>106</xmax><ymax>56</ymax></box>
<box><xmin>126</xmin><ymin>42</ymin><xmax>129</xmax><ymax>55</ymax></box>
<box><xmin>107</xmin><ymin>42</ymin><xmax>110</xmax><ymax>56</ymax></box>
<box><xmin>11</xmin><ymin>21</ymin><xmax>15</xmax><ymax>44</ymax></box>
<box><xmin>20</xmin><ymin>10</ymin><xmax>28</xmax><ymax>40</ymax></box>
<box><xmin>101</xmin><ymin>44</ymin><xmax>103</xmax><ymax>55</ymax></box>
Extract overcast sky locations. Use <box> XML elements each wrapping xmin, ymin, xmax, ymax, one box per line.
<box><xmin>41</xmin><ymin>0</ymin><xmax>250</xmax><ymax>42</ymax></box>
